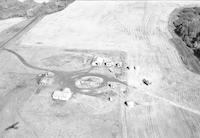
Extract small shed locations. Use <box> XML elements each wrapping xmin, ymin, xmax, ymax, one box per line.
<box><xmin>91</xmin><ymin>56</ymin><xmax>104</xmax><ymax>66</ymax></box>
<box><xmin>115</xmin><ymin>62</ymin><xmax>123</xmax><ymax>68</ymax></box>
<box><xmin>52</xmin><ymin>88</ymin><xmax>72</xmax><ymax>101</ymax></box>
<box><xmin>103</xmin><ymin>58</ymin><xmax>113</xmax><ymax>67</ymax></box>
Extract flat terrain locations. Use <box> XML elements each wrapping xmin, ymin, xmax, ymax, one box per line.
<box><xmin>1</xmin><ymin>1</ymin><xmax>200</xmax><ymax>138</ymax></box>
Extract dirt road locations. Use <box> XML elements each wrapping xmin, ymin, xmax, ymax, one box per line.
<box><xmin>0</xmin><ymin>16</ymin><xmax>44</xmax><ymax>50</ymax></box>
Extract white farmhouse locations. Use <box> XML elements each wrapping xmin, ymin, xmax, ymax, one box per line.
<box><xmin>52</xmin><ymin>88</ymin><xmax>72</xmax><ymax>101</ymax></box>
<box><xmin>91</xmin><ymin>56</ymin><xmax>104</xmax><ymax>66</ymax></box>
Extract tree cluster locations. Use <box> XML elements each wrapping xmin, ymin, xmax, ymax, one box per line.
<box><xmin>173</xmin><ymin>7</ymin><xmax>200</xmax><ymax>49</ymax></box>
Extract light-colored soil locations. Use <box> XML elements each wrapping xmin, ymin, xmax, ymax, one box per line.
<box><xmin>1</xmin><ymin>1</ymin><xmax>200</xmax><ymax>138</ymax></box>
<box><xmin>0</xmin><ymin>18</ymin><xmax>24</xmax><ymax>33</ymax></box>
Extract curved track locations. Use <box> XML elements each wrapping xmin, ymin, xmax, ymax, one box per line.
<box><xmin>3</xmin><ymin>47</ymin><xmax>127</xmax><ymax>97</ymax></box>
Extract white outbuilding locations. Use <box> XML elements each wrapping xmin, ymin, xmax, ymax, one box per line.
<box><xmin>115</xmin><ymin>62</ymin><xmax>123</xmax><ymax>68</ymax></box>
<box><xmin>103</xmin><ymin>58</ymin><xmax>114</xmax><ymax>67</ymax></box>
<box><xmin>52</xmin><ymin>88</ymin><xmax>72</xmax><ymax>101</ymax></box>
<box><xmin>18</xmin><ymin>0</ymin><xmax>27</xmax><ymax>2</ymax></box>
<box><xmin>124</xmin><ymin>101</ymin><xmax>135</xmax><ymax>108</ymax></box>
<box><xmin>34</xmin><ymin>0</ymin><xmax>49</xmax><ymax>3</ymax></box>
<box><xmin>91</xmin><ymin>56</ymin><xmax>104</xmax><ymax>66</ymax></box>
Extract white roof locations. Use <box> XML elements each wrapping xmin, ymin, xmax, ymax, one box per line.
<box><xmin>96</xmin><ymin>57</ymin><xmax>104</xmax><ymax>63</ymax></box>
<box><xmin>34</xmin><ymin>0</ymin><xmax>49</xmax><ymax>3</ymax></box>
<box><xmin>91</xmin><ymin>56</ymin><xmax>104</xmax><ymax>66</ymax></box>
<box><xmin>52</xmin><ymin>88</ymin><xmax>72</xmax><ymax>101</ymax></box>
<box><xmin>18</xmin><ymin>0</ymin><xmax>26</xmax><ymax>2</ymax></box>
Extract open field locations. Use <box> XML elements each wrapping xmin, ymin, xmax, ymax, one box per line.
<box><xmin>1</xmin><ymin>1</ymin><xmax>200</xmax><ymax>138</ymax></box>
